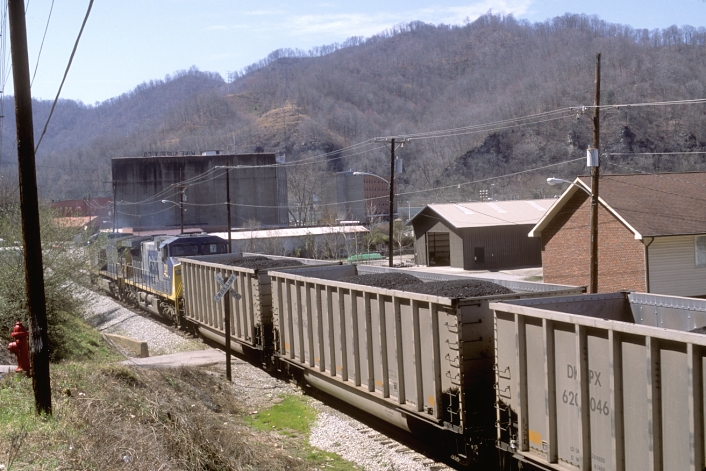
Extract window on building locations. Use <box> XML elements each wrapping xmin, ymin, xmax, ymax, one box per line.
<box><xmin>696</xmin><ymin>235</ymin><xmax>706</xmax><ymax>267</ymax></box>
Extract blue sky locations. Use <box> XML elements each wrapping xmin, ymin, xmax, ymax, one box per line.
<box><xmin>8</xmin><ymin>0</ymin><xmax>706</xmax><ymax>104</ymax></box>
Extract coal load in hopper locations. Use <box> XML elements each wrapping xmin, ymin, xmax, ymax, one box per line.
<box><xmin>206</xmin><ymin>255</ymin><xmax>304</xmax><ymax>271</ymax></box>
<box><xmin>338</xmin><ymin>272</ymin><xmax>514</xmax><ymax>297</ymax></box>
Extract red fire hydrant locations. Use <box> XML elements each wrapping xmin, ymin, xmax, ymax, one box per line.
<box><xmin>7</xmin><ymin>321</ymin><xmax>30</xmax><ymax>374</ymax></box>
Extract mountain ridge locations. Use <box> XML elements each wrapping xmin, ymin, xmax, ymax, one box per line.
<box><xmin>0</xmin><ymin>13</ymin><xmax>703</xmax><ymax>204</ymax></box>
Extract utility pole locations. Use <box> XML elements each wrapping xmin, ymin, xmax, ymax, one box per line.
<box><xmin>373</xmin><ymin>137</ymin><xmax>408</xmax><ymax>267</ymax></box>
<box><xmin>388</xmin><ymin>138</ymin><xmax>395</xmax><ymax>267</ymax></box>
<box><xmin>112</xmin><ymin>180</ymin><xmax>117</xmax><ymax>233</ymax></box>
<box><xmin>589</xmin><ymin>53</ymin><xmax>601</xmax><ymax>294</ymax></box>
<box><xmin>226</xmin><ymin>159</ymin><xmax>232</xmax><ymax>253</ymax></box>
<box><xmin>179</xmin><ymin>167</ymin><xmax>185</xmax><ymax>234</ymax></box>
<box><xmin>8</xmin><ymin>0</ymin><xmax>52</xmax><ymax>415</ymax></box>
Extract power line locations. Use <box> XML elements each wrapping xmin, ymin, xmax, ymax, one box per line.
<box><xmin>30</xmin><ymin>0</ymin><xmax>54</xmax><ymax>87</ymax></box>
<box><xmin>583</xmin><ymin>98</ymin><xmax>706</xmax><ymax>110</ymax></box>
<box><xmin>34</xmin><ymin>0</ymin><xmax>93</xmax><ymax>154</ymax></box>
<box><xmin>406</xmin><ymin>114</ymin><xmax>573</xmax><ymax>141</ymax></box>
<box><xmin>606</xmin><ymin>151</ymin><xmax>706</xmax><ymax>156</ymax></box>
<box><xmin>392</xmin><ymin>108</ymin><xmax>575</xmax><ymax>141</ymax></box>
<box><xmin>119</xmin><ymin>157</ymin><xmax>585</xmax><ymax>213</ymax></box>
<box><xmin>396</xmin><ymin>157</ymin><xmax>585</xmax><ymax>199</ymax></box>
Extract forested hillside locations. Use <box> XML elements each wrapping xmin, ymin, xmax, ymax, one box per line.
<box><xmin>1</xmin><ymin>13</ymin><xmax>705</xmax><ymax>204</ymax></box>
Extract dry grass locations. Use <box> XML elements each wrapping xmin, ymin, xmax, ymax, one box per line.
<box><xmin>0</xmin><ymin>363</ymin><xmax>316</xmax><ymax>470</ymax></box>
<box><xmin>256</xmin><ymin>102</ymin><xmax>304</xmax><ymax>130</ymax></box>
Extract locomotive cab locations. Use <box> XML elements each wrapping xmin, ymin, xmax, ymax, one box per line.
<box><xmin>158</xmin><ymin>234</ymin><xmax>229</xmax><ymax>283</ymax></box>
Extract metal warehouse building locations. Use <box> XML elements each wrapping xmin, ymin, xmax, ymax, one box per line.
<box><xmin>408</xmin><ymin>199</ymin><xmax>554</xmax><ymax>270</ymax></box>
<box><xmin>113</xmin><ymin>153</ymin><xmax>288</xmax><ymax>231</ymax></box>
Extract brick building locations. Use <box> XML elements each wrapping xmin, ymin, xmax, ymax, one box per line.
<box><xmin>51</xmin><ymin>197</ymin><xmax>112</xmax><ymax>218</ymax></box>
<box><xmin>330</xmin><ymin>171</ymin><xmax>397</xmax><ymax>223</ymax></box>
<box><xmin>51</xmin><ymin>197</ymin><xmax>113</xmax><ymax>230</ymax></box>
<box><xmin>530</xmin><ymin>172</ymin><xmax>706</xmax><ymax>296</ymax></box>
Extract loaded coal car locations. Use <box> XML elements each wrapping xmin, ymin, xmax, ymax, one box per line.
<box><xmin>491</xmin><ymin>291</ymin><xmax>706</xmax><ymax>471</ymax></box>
<box><xmin>267</xmin><ymin>264</ymin><xmax>584</xmax><ymax>465</ymax></box>
<box><xmin>95</xmin><ymin>233</ymin><xmax>229</xmax><ymax>325</ymax></box>
<box><xmin>179</xmin><ymin>254</ymin><xmax>339</xmax><ymax>365</ymax></box>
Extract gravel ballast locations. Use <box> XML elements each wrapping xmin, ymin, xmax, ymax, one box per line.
<box><xmin>83</xmin><ymin>291</ymin><xmax>199</xmax><ymax>356</ymax></box>
<box><xmin>83</xmin><ymin>289</ymin><xmax>452</xmax><ymax>470</ymax></box>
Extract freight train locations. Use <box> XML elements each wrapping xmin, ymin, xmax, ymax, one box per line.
<box><xmin>93</xmin><ymin>233</ymin><xmax>706</xmax><ymax>470</ymax></box>
<box><xmin>94</xmin><ymin>233</ymin><xmax>230</xmax><ymax>328</ymax></box>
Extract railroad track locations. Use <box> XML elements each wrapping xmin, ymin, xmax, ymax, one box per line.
<box><xmin>92</xmin><ymin>292</ymin><xmax>457</xmax><ymax>470</ymax></box>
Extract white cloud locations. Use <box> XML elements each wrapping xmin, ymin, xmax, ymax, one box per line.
<box><xmin>289</xmin><ymin>13</ymin><xmax>395</xmax><ymax>38</ymax></box>
<box><xmin>260</xmin><ymin>1</ymin><xmax>533</xmax><ymax>40</ymax></box>
<box><xmin>243</xmin><ymin>9</ymin><xmax>286</xmax><ymax>16</ymax></box>
<box><xmin>437</xmin><ymin>0</ymin><xmax>533</xmax><ymax>24</ymax></box>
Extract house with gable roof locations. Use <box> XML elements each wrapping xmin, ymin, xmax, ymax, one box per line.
<box><xmin>407</xmin><ymin>199</ymin><xmax>555</xmax><ymax>270</ymax></box>
<box><xmin>530</xmin><ymin>172</ymin><xmax>706</xmax><ymax>296</ymax></box>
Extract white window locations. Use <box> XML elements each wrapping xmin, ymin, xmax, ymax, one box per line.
<box><xmin>696</xmin><ymin>235</ymin><xmax>706</xmax><ymax>267</ymax></box>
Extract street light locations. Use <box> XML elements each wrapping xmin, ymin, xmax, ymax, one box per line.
<box><xmin>546</xmin><ymin>178</ymin><xmax>590</xmax><ymax>193</ymax></box>
<box><xmin>546</xmin><ymin>176</ymin><xmax>597</xmax><ymax>292</ymax></box>
<box><xmin>353</xmin><ymin>171</ymin><xmax>395</xmax><ymax>266</ymax></box>
<box><xmin>352</xmin><ymin>171</ymin><xmax>389</xmax><ymax>183</ymax></box>
<box><xmin>161</xmin><ymin>199</ymin><xmax>184</xmax><ymax>234</ymax></box>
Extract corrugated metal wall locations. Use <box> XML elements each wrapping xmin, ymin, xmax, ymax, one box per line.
<box><xmin>461</xmin><ymin>225</ymin><xmax>541</xmax><ymax>270</ymax></box>
<box><xmin>113</xmin><ymin>154</ymin><xmax>283</xmax><ymax>230</ymax></box>
<box><xmin>649</xmin><ymin>235</ymin><xmax>706</xmax><ymax>297</ymax></box>
<box><xmin>412</xmin><ymin>210</ymin><xmax>463</xmax><ymax>268</ymax></box>
<box><xmin>412</xmin><ymin>208</ymin><xmax>541</xmax><ymax>270</ymax></box>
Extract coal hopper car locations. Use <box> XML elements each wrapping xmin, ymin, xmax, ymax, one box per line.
<box><xmin>491</xmin><ymin>291</ymin><xmax>706</xmax><ymax>471</ymax></box>
<box><xmin>267</xmin><ymin>264</ymin><xmax>584</xmax><ymax>465</ymax></box>
<box><xmin>179</xmin><ymin>253</ymin><xmax>339</xmax><ymax>364</ymax></box>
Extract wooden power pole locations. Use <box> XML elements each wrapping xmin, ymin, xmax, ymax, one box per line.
<box><xmin>589</xmin><ymin>53</ymin><xmax>601</xmax><ymax>294</ymax></box>
<box><xmin>388</xmin><ymin>138</ymin><xmax>395</xmax><ymax>267</ymax></box>
<box><xmin>373</xmin><ymin>137</ymin><xmax>408</xmax><ymax>267</ymax></box>
<box><xmin>8</xmin><ymin>0</ymin><xmax>52</xmax><ymax>415</ymax></box>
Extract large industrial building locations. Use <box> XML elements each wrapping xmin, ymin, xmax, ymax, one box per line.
<box><xmin>112</xmin><ymin>153</ymin><xmax>287</xmax><ymax>231</ymax></box>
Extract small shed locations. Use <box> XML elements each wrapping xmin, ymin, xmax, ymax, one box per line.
<box><xmin>408</xmin><ymin>199</ymin><xmax>554</xmax><ymax>270</ymax></box>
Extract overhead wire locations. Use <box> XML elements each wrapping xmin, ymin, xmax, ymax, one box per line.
<box><xmin>117</xmin><ymin>168</ymin><xmax>229</xmax><ymax>206</ymax></box>
<box><xmin>34</xmin><ymin>0</ymin><xmax>93</xmax><ymax>154</ymax></box>
<box><xmin>127</xmin><ymin>157</ymin><xmax>584</xmax><ymax>222</ymax></box>
<box><xmin>84</xmin><ymin>97</ymin><xmax>706</xmax><ymax>221</ymax></box>
<box><xmin>30</xmin><ymin>0</ymin><xmax>54</xmax><ymax>86</ymax></box>
<box><xmin>585</xmin><ymin>98</ymin><xmax>706</xmax><ymax>110</ymax></box>
<box><xmin>606</xmin><ymin>151</ymin><xmax>706</xmax><ymax>156</ymax></box>
<box><xmin>392</xmin><ymin>108</ymin><xmax>576</xmax><ymax>141</ymax></box>
<box><xmin>406</xmin><ymin>114</ymin><xmax>573</xmax><ymax>141</ymax></box>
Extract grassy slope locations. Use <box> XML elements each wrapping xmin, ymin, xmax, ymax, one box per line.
<box><xmin>0</xmin><ymin>316</ymin><xmax>355</xmax><ymax>470</ymax></box>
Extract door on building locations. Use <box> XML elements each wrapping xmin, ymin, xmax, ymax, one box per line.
<box><xmin>474</xmin><ymin>247</ymin><xmax>485</xmax><ymax>269</ymax></box>
<box><xmin>427</xmin><ymin>232</ymin><xmax>450</xmax><ymax>266</ymax></box>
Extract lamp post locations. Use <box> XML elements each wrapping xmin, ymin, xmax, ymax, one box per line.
<box><xmin>353</xmin><ymin>171</ymin><xmax>395</xmax><ymax>266</ymax></box>
<box><xmin>547</xmin><ymin>176</ymin><xmax>598</xmax><ymax>293</ymax></box>
<box><xmin>161</xmin><ymin>199</ymin><xmax>184</xmax><ymax>234</ymax></box>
